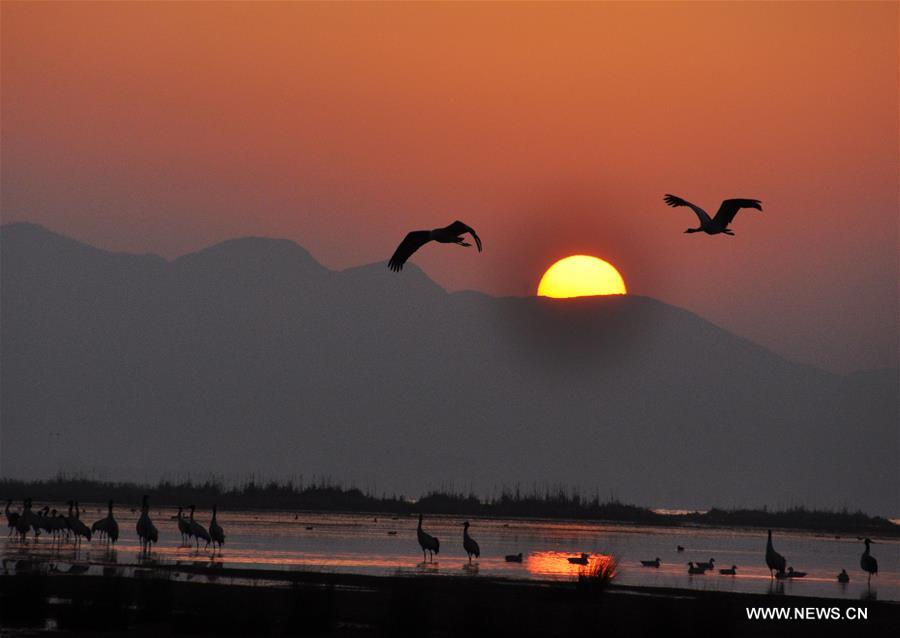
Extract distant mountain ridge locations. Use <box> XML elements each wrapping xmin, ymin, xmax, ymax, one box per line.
<box><xmin>1</xmin><ymin>223</ymin><xmax>896</xmax><ymax>514</ymax></box>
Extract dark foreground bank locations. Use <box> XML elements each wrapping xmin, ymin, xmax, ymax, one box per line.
<box><xmin>1</xmin><ymin>567</ymin><xmax>896</xmax><ymax>638</ymax></box>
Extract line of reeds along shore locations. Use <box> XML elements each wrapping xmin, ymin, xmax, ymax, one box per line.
<box><xmin>1</xmin><ymin>476</ymin><xmax>897</xmax><ymax>537</ymax></box>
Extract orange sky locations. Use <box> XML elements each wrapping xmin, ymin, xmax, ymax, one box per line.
<box><xmin>2</xmin><ymin>1</ymin><xmax>897</xmax><ymax>371</ymax></box>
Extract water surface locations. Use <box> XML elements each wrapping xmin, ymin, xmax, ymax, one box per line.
<box><xmin>3</xmin><ymin>506</ymin><xmax>896</xmax><ymax>601</ymax></box>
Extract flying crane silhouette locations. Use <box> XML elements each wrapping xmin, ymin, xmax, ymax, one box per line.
<box><xmin>388</xmin><ymin>221</ymin><xmax>482</xmax><ymax>272</ymax></box>
<box><xmin>663</xmin><ymin>194</ymin><xmax>762</xmax><ymax>235</ymax></box>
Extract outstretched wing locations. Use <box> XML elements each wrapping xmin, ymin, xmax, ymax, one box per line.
<box><xmin>663</xmin><ymin>194</ymin><xmax>711</xmax><ymax>225</ymax></box>
<box><xmin>713</xmin><ymin>199</ymin><xmax>762</xmax><ymax>227</ymax></box>
<box><xmin>388</xmin><ymin>230</ymin><xmax>432</xmax><ymax>272</ymax></box>
<box><xmin>444</xmin><ymin>220</ymin><xmax>482</xmax><ymax>251</ymax></box>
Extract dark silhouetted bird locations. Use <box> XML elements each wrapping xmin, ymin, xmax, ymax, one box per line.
<box><xmin>416</xmin><ymin>514</ymin><xmax>440</xmax><ymax>562</ymax></box>
<box><xmin>505</xmin><ymin>553</ymin><xmax>523</xmax><ymax>563</ymax></box>
<box><xmin>837</xmin><ymin>569</ymin><xmax>850</xmax><ymax>583</ymax></box>
<box><xmin>136</xmin><ymin>495</ymin><xmax>158</xmax><ymax>552</ymax></box>
<box><xmin>765</xmin><ymin>529</ymin><xmax>786</xmax><ymax>577</ymax></box>
<box><xmin>209</xmin><ymin>505</ymin><xmax>225</xmax><ymax>550</ymax></box>
<box><xmin>640</xmin><ymin>558</ymin><xmax>661</xmax><ymax>567</ymax></box>
<box><xmin>860</xmin><ymin>538</ymin><xmax>877</xmax><ymax>584</ymax></box>
<box><xmin>719</xmin><ymin>565</ymin><xmax>737</xmax><ymax>575</ymax></box>
<box><xmin>388</xmin><ymin>221</ymin><xmax>482</xmax><ymax>271</ymax></box>
<box><xmin>687</xmin><ymin>562</ymin><xmax>707</xmax><ymax>575</ymax></box>
<box><xmin>5</xmin><ymin>500</ymin><xmax>20</xmax><ymax>537</ymax></box>
<box><xmin>663</xmin><ymin>194</ymin><xmax>762</xmax><ymax>235</ymax></box>
<box><xmin>462</xmin><ymin>521</ymin><xmax>480</xmax><ymax>563</ymax></box>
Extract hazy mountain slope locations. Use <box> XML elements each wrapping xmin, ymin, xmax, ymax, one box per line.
<box><xmin>1</xmin><ymin>223</ymin><xmax>895</xmax><ymax>514</ymax></box>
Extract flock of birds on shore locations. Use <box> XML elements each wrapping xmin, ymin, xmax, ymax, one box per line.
<box><xmin>5</xmin><ymin>497</ymin><xmax>223</xmax><ymax>552</ymax></box>
<box><xmin>6</xmin><ymin>499</ymin><xmax>879</xmax><ymax>586</ymax></box>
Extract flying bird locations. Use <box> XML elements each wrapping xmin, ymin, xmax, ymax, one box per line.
<box><xmin>388</xmin><ymin>221</ymin><xmax>482</xmax><ymax>272</ymax></box>
<box><xmin>663</xmin><ymin>194</ymin><xmax>762</xmax><ymax>235</ymax></box>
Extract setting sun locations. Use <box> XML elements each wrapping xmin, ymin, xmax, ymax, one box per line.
<box><xmin>537</xmin><ymin>255</ymin><xmax>627</xmax><ymax>298</ymax></box>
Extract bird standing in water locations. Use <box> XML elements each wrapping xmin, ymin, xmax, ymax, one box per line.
<box><xmin>462</xmin><ymin>521</ymin><xmax>480</xmax><ymax>563</ymax></box>
<box><xmin>765</xmin><ymin>529</ymin><xmax>786</xmax><ymax>577</ymax></box>
<box><xmin>860</xmin><ymin>538</ymin><xmax>877</xmax><ymax>584</ymax></box>
<box><xmin>416</xmin><ymin>514</ymin><xmax>440</xmax><ymax>562</ymax></box>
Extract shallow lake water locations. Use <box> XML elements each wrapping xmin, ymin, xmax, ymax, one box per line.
<box><xmin>3</xmin><ymin>506</ymin><xmax>897</xmax><ymax>601</ymax></box>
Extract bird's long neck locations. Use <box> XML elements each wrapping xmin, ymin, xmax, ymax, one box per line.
<box><xmin>108</xmin><ymin>502</ymin><xmax>113</xmax><ymax>515</ymax></box>
<box><xmin>190</xmin><ymin>507</ymin><xmax>195</xmax><ymax>522</ymax></box>
<box><xmin>863</xmin><ymin>541</ymin><xmax>870</xmax><ymax>556</ymax></box>
<box><xmin>417</xmin><ymin>516</ymin><xmax>422</xmax><ymax>530</ymax></box>
<box><xmin>212</xmin><ymin>507</ymin><xmax>217</xmax><ymax>522</ymax></box>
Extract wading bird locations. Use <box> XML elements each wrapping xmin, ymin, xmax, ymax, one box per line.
<box><xmin>91</xmin><ymin>500</ymin><xmax>118</xmax><ymax>544</ymax></box>
<box><xmin>640</xmin><ymin>557</ymin><xmax>661</xmax><ymax>568</ymax></box>
<box><xmin>663</xmin><ymin>194</ymin><xmax>762</xmax><ymax>235</ymax></box>
<box><xmin>176</xmin><ymin>507</ymin><xmax>190</xmax><ymax>546</ymax></box>
<box><xmin>860</xmin><ymin>538</ymin><xmax>878</xmax><ymax>584</ymax></box>
<box><xmin>388</xmin><ymin>221</ymin><xmax>482</xmax><ymax>272</ymax></box>
<box><xmin>416</xmin><ymin>514</ymin><xmax>440</xmax><ymax>562</ymax></box>
<box><xmin>5</xmin><ymin>500</ymin><xmax>20</xmax><ymax>537</ymax></box>
<box><xmin>69</xmin><ymin>502</ymin><xmax>92</xmax><ymax>544</ymax></box>
<box><xmin>136</xmin><ymin>495</ymin><xmax>158</xmax><ymax>552</ymax></box>
<box><xmin>209</xmin><ymin>505</ymin><xmax>225</xmax><ymax>550</ymax></box>
<box><xmin>462</xmin><ymin>521</ymin><xmax>480</xmax><ymax>563</ymax></box>
<box><xmin>15</xmin><ymin>499</ymin><xmax>36</xmax><ymax>541</ymax></box>
<box><xmin>188</xmin><ymin>505</ymin><xmax>211</xmax><ymax>549</ymax></box>
<box><xmin>765</xmin><ymin>529</ymin><xmax>786</xmax><ymax>578</ymax></box>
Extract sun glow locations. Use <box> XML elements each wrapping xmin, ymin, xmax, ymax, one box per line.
<box><xmin>537</xmin><ymin>255</ymin><xmax>627</xmax><ymax>298</ymax></box>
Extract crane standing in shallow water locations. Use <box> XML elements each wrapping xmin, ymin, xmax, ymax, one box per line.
<box><xmin>860</xmin><ymin>538</ymin><xmax>878</xmax><ymax>584</ymax></box>
<box><xmin>136</xmin><ymin>495</ymin><xmax>158</xmax><ymax>553</ymax></box>
<box><xmin>91</xmin><ymin>500</ymin><xmax>118</xmax><ymax>544</ymax></box>
<box><xmin>188</xmin><ymin>505</ymin><xmax>211</xmax><ymax>549</ymax></box>
<box><xmin>462</xmin><ymin>521</ymin><xmax>480</xmax><ymax>563</ymax></box>
<box><xmin>209</xmin><ymin>505</ymin><xmax>225</xmax><ymax>551</ymax></box>
<box><xmin>176</xmin><ymin>507</ymin><xmax>191</xmax><ymax>546</ymax></box>
<box><xmin>5</xmin><ymin>500</ymin><xmax>21</xmax><ymax>537</ymax></box>
<box><xmin>416</xmin><ymin>514</ymin><xmax>440</xmax><ymax>562</ymax></box>
<box><xmin>663</xmin><ymin>194</ymin><xmax>762</xmax><ymax>235</ymax></box>
<box><xmin>765</xmin><ymin>529</ymin><xmax>786</xmax><ymax>577</ymax></box>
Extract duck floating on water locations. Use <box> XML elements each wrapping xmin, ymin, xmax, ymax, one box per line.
<box><xmin>719</xmin><ymin>565</ymin><xmax>737</xmax><ymax>575</ymax></box>
<box><xmin>640</xmin><ymin>558</ymin><xmax>661</xmax><ymax>568</ymax></box>
<box><xmin>837</xmin><ymin>569</ymin><xmax>850</xmax><ymax>584</ymax></box>
<box><xmin>568</xmin><ymin>553</ymin><xmax>590</xmax><ymax>565</ymax></box>
<box><xmin>687</xmin><ymin>562</ymin><xmax>707</xmax><ymax>575</ymax></box>
<box><xmin>505</xmin><ymin>553</ymin><xmax>523</xmax><ymax>563</ymax></box>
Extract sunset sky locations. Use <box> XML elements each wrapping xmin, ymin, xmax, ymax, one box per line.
<box><xmin>2</xmin><ymin>1</ymin><xmax>897</xmax><ymax>372</ymax></box>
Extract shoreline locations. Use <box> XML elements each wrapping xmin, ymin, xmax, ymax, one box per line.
<box><xmin>2</xmin><ymin>566</ymin><xmax>897</xmax><ymax>637</ymax></box>
<box><xmin>4</xmin><ymin>478</ymin><xmax>898</xmax><ymax>538</ymax></box>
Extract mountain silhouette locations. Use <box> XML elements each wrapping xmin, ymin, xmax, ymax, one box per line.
<box><xmin>1</xmin><ymin>223</ymin><xmax>895</xmax><ymax>514</ymax></box>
